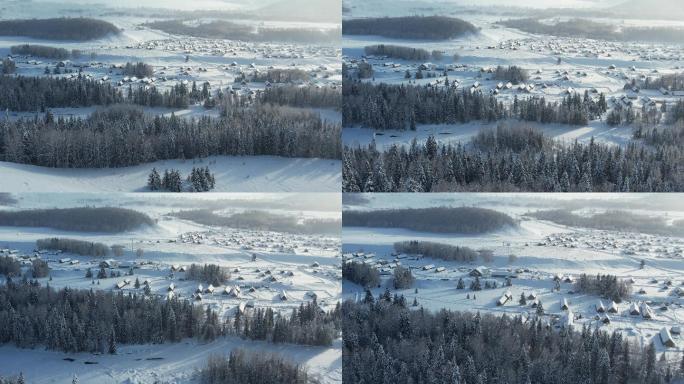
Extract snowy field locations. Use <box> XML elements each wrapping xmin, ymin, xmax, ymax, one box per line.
<box><xmin>343</xmin><ymin>193</ymin><xmax>684</xmax><ymax>363</ymax></box>
<box><xmin>342</xmin><ymin>3</ymin><xmax>684</xmax><ymax>148</ymax></box>
<box><xmin>0</xmin><ymin>1</ymin><xmax>341</xmax><ymax>193</ymax></box>
<box><xmin>0</xmin><ymin>156</ymin><xmax>341</xmax><ymax>193</ymax></box>
<box><xmin>0</xmin><ymin>193</ymin><xmax>342</xmax><ymax>383</ymax></box>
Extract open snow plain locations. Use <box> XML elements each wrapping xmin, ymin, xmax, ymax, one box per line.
<box><xmin>0</xmin><ymin>193</ymin><xmax>342</xmax><ymax>383</ymax></box>
<box><xmin>343</xmin><ymin>193</ymin><xmax>684</xmax><ymax>360</ymax></box>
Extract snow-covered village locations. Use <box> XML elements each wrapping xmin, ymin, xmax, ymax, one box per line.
<box><xmin>0</xmin><ymin>193</ymin><xmax>342</xmax><ymax>383</ymax></box>
<box><xmin>0</xmin><ymin>0</ymin><xmax>341</xmax><ymax>193</ymax></box>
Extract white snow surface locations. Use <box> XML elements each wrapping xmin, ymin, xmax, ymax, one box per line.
<box><xmin>0</xmin><ymin>156</ymin><xmax>341</xmax><ymax>193</ymax></box>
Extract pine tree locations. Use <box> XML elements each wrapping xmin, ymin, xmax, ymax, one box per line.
<box><xmin>108</xmin><ymin>326</ymin><xmax>117</xmax><ymax>354</ymax></box>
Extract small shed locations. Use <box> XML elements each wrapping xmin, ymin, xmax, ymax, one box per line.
<box><xmin>660</xmin><ymin>327</ymin><xmax>676</xmax><ymax>347</ymax></box>
<box><xmin>560</xmin><ymin>298</ymin><xmax>569</xmax><ymax>311</ymax></box>
<box><xmin>596</xmin><ymin>300</ymin><xmax>605</xmax><ymax>313</ymax></box>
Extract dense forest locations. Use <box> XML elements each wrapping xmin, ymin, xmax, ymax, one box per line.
<box><xmin>0</xmin><ymin>74</ymin><xmax>215</xmax><ymax>112</ymax></box>
<box><xmin>234</xmin><ymin>301</ymin><xmax>341</xmax><ymax>347</ymax></box>
<box><xmin>201</xmin><ymin>350</ymin><xmax>309</xmax><ymax>384</ymax></box>
<box><xmin>143</xmin><ymin>19</ymin><xmax>340</xmax><ymax>44</ymax></box>
<box><xmin>0</xmin><ymin>282</ymin><xmax>339</xmax><ymax>355</ymax></box>
<box><xmin>343</xmin><ymin>207</ymin><xmax>516</xmax><ymax>234</ymax></box>
<box><xmin>499</xmin><ymin>18</ymin><xmax>684</xmax><ymax>44</ymax></box>
<box><xmin>343</xmin><ymin>299</ymin><xmax>681</xmax><ymax>384</ymax></box>
<box><xmin>0</xmin><ymin>18</ymin><xmax>119</xmax><ymax>41</ymax></box>
<box><xmin>0</xmin><ymin>102</ymin><xmax>341</xmax><ymax>168</ymax></box>
<box><xmin>0</xmin><ymin>75</ymin><xmax>124</xmax><ymax>112</ymax></box>
<box><xmin>343</xmin><ymin>81</ymin><xmax>607</xmax><ymax>130</ymax></box>
<box><xmin>10</xmin><ymin>44</ymin><xmax>80</xmax><ymax>60</ymax></box>
<box><xmin>259</xmin><ymin>85</ymin><xmax>341</xmax><ymax>110</ymax></box>
<box><xmin>394</xmin><ymin>241</ymin><xmax>490</xmax><ymax>263</ymax></box>
<box><xmin>343</xmin><ymin>16</ymin><xmax>478</xmax><ymax>40</ymax></box>
<box><xmin>36</xmin><ymin>238</ymin><xmax>111</xmax><ymax>257</ymax></box>
<box><xmin>575</xmin><ymin>274</ymin><xmax>632</xmax><ymax>303</ymax></box>
<box><xmin>343</xmin><ymin>124</ymin><xmax>684</xmax><ymax>192</ymax></box>
<box><xmin>0</xmin><ymin>207</ymin><xmax>154</xmax><ymax>233</ymax></box>
<box><xmin>342</xmin><ymin>261</ymin><xmax>381</xmax><ymax>288</ymax></box>
<box><xmin>528</xmin><ymin>210</ymin><xmax>684</xmax><ymax>237</ymax></box>
<box><xmin>0</xmin><ymin>282</ymin><xmax>208</xmax><ymax>353</ymax></box>
<box><xmin>171</xmin><ymin>209</ymin><xmax>341</xmax><ymax>235</ymax></box>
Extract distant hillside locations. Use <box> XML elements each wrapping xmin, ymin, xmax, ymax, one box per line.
<box><xmin>611</xmin><ymin>0</ymin><xmax>684</xmax><ymax>21</ymax></box>
<box><xmin>258</xmin><ymin>0</ymin><xmax>341</xmax><ymax>23</ymax></box>
<box><xmin>0</xmin><ymin>18</ymin><xmax>119</xmax><ymax>41</ymax></box>
<box><xmin>144</xmin><ymin>19</ymin><xmax>339</xmax><ymax>44</ymax></box>
<box><xmin>343</xmin><ymin>16</ymin><xmax>478</xmax><ymax>40</ymax></box>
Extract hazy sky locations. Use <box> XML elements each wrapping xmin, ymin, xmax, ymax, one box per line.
<box><xmin>37</xmin><ymin>0</ymin><xmax>275</xmax><ymax>11</ymax></box>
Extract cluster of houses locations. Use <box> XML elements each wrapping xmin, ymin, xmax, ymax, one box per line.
<box><xmin>124</xmin><ymin>37</ymin><xmax>336</xmax><ymax>61</ymax></box>
<box><xmin>538</xmin><ymin>231</ymin><xmax>683</xmax><ymax>260</ymax></box>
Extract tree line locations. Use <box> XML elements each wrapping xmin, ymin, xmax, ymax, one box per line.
<box><xmin>0</xmin><ymin>75</ymin><xmax>123</xmax><ymax>111</ymax></box>
<box><xmin>343</xmin><ymin>297</ymin><xmax>681</xmax><ymax>384</ymax></box>
<box><xmin>343</xmin><ymin>207</ymin><xmax>516</xmax><ymax>234</ymax></box>
<box><xmin>259</xmin><ymin>85</ymin><xmax>341</xmax><ymax>110</ymax></box>
<box><xmin>343</xmin><ymin>81</ymin><xmax>607</xmax><ymax>130</ymax></box>
<box><xmin>36</xmin><ymin>238</ymin><xmax>111</xmax><ymax>257</ymax></box>
<box><xmin>10</xmin><ymin>44</ymin><xmax>81</xmax><ymax>60</ymax></box>
<box><xmin>343</xmin><ymin>16</ymin><xmax>478</xmax><ymax>40</ymax></box>
<box><xmin>394</xmin><ymin>240</ymin><xmax>488</xmax><ymax>263</ymax></box>
<box><xmin>0</xmin><ymin>103</ymin><xmax>341</xmax><ymax>168</ymax></box>
<box><xmin>363</xmin><ymin>44</ymin><xmax>435</xmax><ymax>61</ymax></box>
<box><xmin>343</xmin><ymin>124</ymin><xmax>684</xmax><ymax>192</ymax></box>
<box><xmin>0</xmin><ymin>207</ymin><xmax>154</xmax><ymax>233</ymax></box>
<box><xmin>0</xmin><ymin>74</ymin><xmax>215</xmax><ymax>112</ymax></box>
